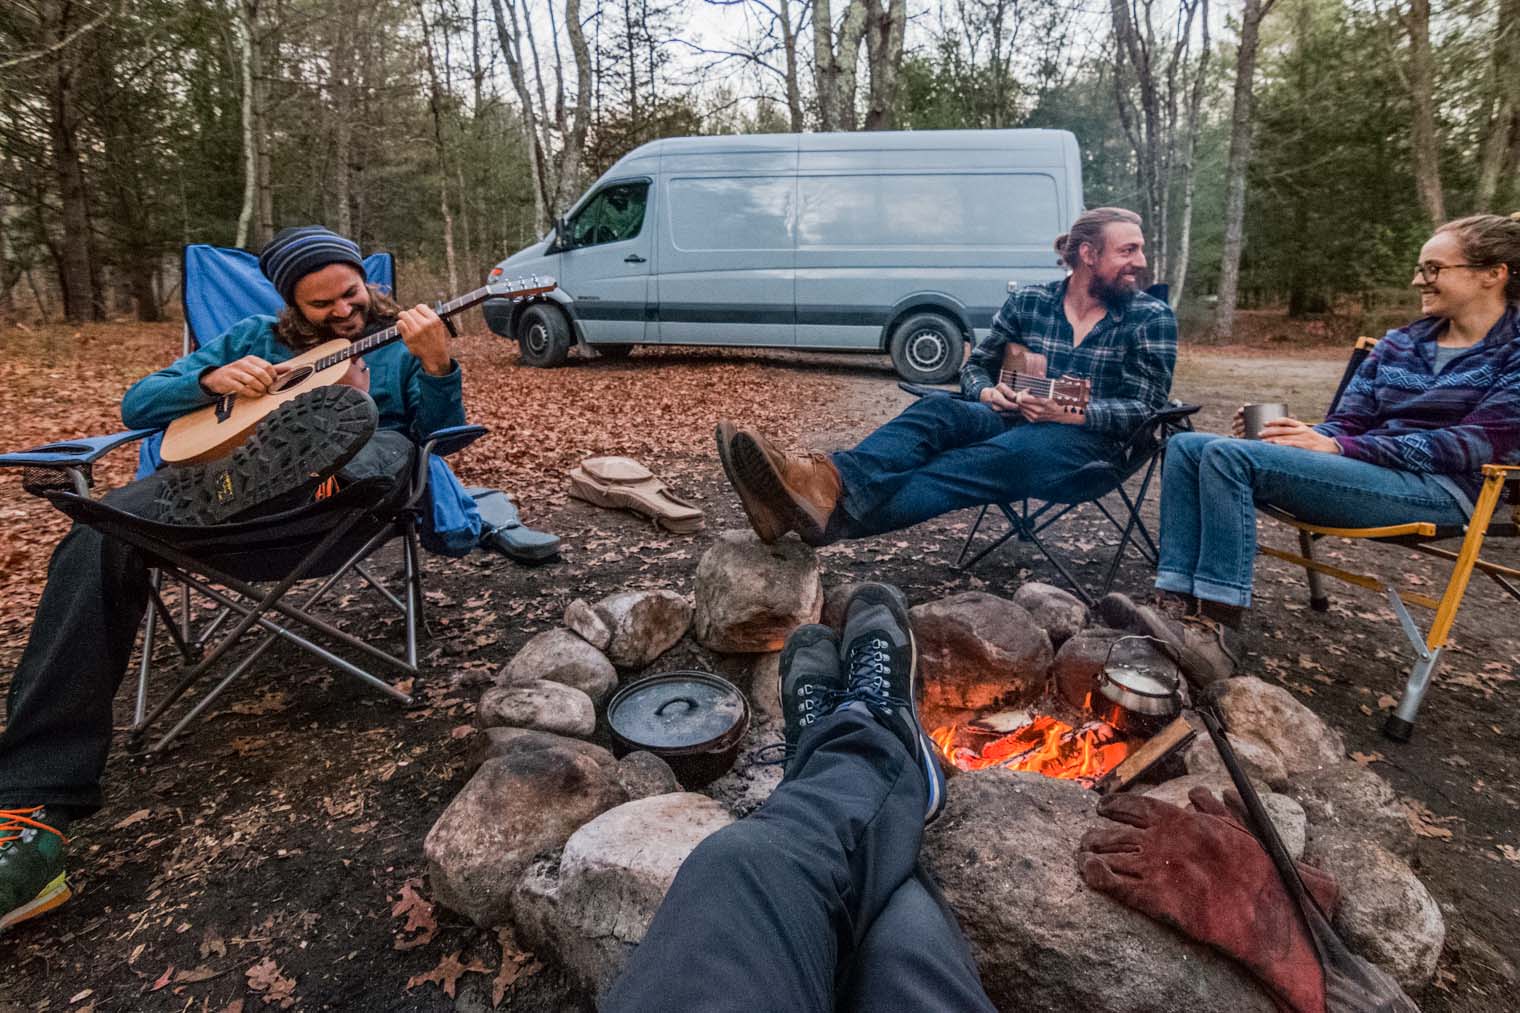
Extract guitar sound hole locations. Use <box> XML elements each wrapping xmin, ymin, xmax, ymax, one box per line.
<box><xmin>274</xmin><ymin>367</ymin><xmax>314</xmax><ymax>392</ymax></box>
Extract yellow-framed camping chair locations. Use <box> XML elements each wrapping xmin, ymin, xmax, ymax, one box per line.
<box><xmin>1259</xmin><ymin>336</ymin><xmax>1520</xmax><ymax>742</ymax></box>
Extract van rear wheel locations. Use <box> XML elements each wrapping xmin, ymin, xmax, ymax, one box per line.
<box><xmin>889</xmin><ymin>312</ymin><xmax>963</xmax><ymax>384</ymax></box>
<box><xmin>518</xmin><ymin>304</ymin><xmax>571</xmax><ymax>368</ymax></box>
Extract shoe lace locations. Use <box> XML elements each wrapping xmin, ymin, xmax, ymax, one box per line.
<box><xmin>0</xmin><ymin>807</ymin><xmax>69</xmax><ymax>849</ymax></box>
<box><xmin>837</xmin><ymin>636</ymin><xmax>910</xmax><ymax>714</ymax></box>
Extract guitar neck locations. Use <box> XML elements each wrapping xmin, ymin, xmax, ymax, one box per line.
<box><xmin>318</xmin><ymin>285</ymin><xmax>492</xmax><ymax>369</ymax></box>
<box><xmin>998</xmin><ymin>369</ymin><xmax>1057</xmax><ymax>398</ymax></box>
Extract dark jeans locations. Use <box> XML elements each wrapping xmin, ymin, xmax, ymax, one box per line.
<box><xmin>831</xmin><ymin>395</ymin><xmax>1122</xmax><ymax>538</ymax></box>
<box><xmin>602</xmin><ymin>709</ymin><xmax>994</xmax><ymax>1013</ymax></box>
<box><xmin>0</xmin><ymin>432</ymin><xmax>414</xmax><ymax>815</ymax></box>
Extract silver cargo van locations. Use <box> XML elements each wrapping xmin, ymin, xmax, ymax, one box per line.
<box><xmin>484</xmin><ymin>129</ymin><xmax>1083</xmax><ymax>383</ymax></box>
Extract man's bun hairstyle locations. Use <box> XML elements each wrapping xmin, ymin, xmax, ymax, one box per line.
<box><xmin>1054</xmin><ymin>207</ymin><xmax>1143</xmax><ymax>269</ymax></box>
<box><xmin>1436</xmin><ymin>213</ymin><xmax>1520</xmax><ymax>303</ymax></box>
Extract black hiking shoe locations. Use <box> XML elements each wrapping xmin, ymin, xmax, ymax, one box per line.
<box><xmin>151</xmin><ymin>386</ymin><xmax>378</xmax><ymax>526</ymax></box>
<box><xmin>776</xmin><ymin>624</ymin><xmax>847</xmax><ymax>779</ymax></box>
<box><xmin>834</xmin><ymin>583</ymin><xmax>946</xmax><ymax>823</ymax></box>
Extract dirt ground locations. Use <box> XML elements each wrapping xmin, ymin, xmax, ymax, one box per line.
<box><xmin>1</xmin><ymin>327</ymin><xmax>1517</xmax><ymax>1012</ymax></box>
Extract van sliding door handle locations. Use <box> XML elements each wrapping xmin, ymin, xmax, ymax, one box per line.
<box><xmin>624</xmin><ymin>254</ymin><xmax>646</xmax><ymax>263</ymax></box>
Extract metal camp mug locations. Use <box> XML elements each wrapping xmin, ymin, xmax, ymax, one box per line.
<box><xmin>1242</xmin><ymin>402</ymin><xmax>1289</xmax><ymax>440</ymax></box>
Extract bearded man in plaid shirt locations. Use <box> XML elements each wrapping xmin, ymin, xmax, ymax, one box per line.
<box><xmin>717</xmin><ymin>207</ymin><xmax>1178</xmax><ymax>546</ymax></box>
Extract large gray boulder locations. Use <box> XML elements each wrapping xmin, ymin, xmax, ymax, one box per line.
<box><xmin>564</xmin><ymin>598</ymin><xmax>613</xmax><ymax>651</ymax></box>
<box><xmin>468</xmin><ymin>726</ymin><xmax>614</xmax><ymax>775</ymax></box>
<box><xmin>498</xmin><ymin>628</ymin><xmax>617</xmax><ymax>703</ymax></box>
<box><xmin>1211</xmin><ymin>677</ymin><xmax>1345</xmax><ymax>776</ymax></box>
<box><xmin>1286</xmin><ymin>761</ymin><xmax>1417</xmax><ymax>860</ymax></box>
<box><xmin>1012</xmin><ymin>582</ymin><xmax>1089</xmax><ymax>646</ymax></box>
<box><xmin>424</xmin><ymin>747</ymin><xmax>628</xmax><ymax>927</ymax></box>
<box><xmin>1183</xmin><ymin>732</ymin><xmax>1290</xmax><ymax>790</ymax></box>
<box><xmin>478</xmin><ymin>680</ymin><xmax>597</xmax><ymax>738</ymax></box>
<box><xmin>1306</xmin><ymin>831</ymin><xmax>1445</xmax><ymax>989</ymax></box>
<box><xmin>596</xmin><ymin>590</ymin><xmax>693</xmax><ymax>668</ymax></box>
<box><xmin>546</xmin><ymin>794</ymin><xmax>735</xmax><ymax>993</ymax></box>
<box><xmin>692</xmin><ymin>532</ymin><xmax>823</xmax><ymax>653</ymax></box>
<box><xmin>910</xmin><ymin>592</ymin><xmax>1053</xmax><ymax>712</ymax></box>
<box><xmin>923</xmin><ymin>771</ymin><xmax>1276</xmax><ymax>1012</ymax></box>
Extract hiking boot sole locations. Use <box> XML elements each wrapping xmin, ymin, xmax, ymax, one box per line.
<box><xmin>0</xmin><ymin>871</ymin><xmax>70</xmax><ymax>933</ymax></box>
<box><xmin>154</xmin><ymin>386</ymin><xmax>378</xmax><ymax>526</ymax></box>
<box><xmin>729</xmin><ymin>430</ymin><xmax>829</xmax><ymax>544</ymax></box>
<box><xmin>715</xmin><ymin>422</ymin><xmax>788</xmax><ymax>543</ymax></box>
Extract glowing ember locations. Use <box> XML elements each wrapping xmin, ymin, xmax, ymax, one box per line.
<box><xmin>930</xmin><ymin>714</ymin><xmax>1132</xmax><ymax>783</ymax></box>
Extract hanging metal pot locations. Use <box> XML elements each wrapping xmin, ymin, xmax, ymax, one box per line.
<box><xmin>1095</xmin><ymin>635</ymin><xmax>1183</xmax><ymax>737</ymax></box>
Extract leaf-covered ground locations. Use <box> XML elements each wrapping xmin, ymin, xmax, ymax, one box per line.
<box><xmin>1</xmin><ymin>323</ymin><xmax>1517</xmax><ymax>1011</ymax></box>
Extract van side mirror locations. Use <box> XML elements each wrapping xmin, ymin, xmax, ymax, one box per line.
<box><xmin>553</xmin><ymin>216</ymin><xmax>572</xmax><ymax>252</ymax></box>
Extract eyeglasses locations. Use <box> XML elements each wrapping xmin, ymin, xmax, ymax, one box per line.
<box><xmin>1415</xmin><ymin>261</ymin><xmax>1490</xmax><ymax>283</ymax></box>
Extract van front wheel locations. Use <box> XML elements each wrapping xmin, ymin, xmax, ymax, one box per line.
<box><xmin>518</xmin><ymin>304</ymin><xmax>571</xmax><ymax>368</ymax></box>
<box><xmin>888</xmin><ymin>312</ymin><xmax>963</xmax><ymax>384</ymax></box>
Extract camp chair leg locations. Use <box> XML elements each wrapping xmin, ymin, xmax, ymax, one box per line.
<box><xmin>1385</xmin><ymin>649</ymin><xmax>1443</xmax><ymax>743</ymax></box>
<box><xmin>404</xmin><ymin>526</ymin><xmax>424</xmax><ymax>668</ymax></box>
<box><xmin>957</xmin><ymin>506</ymin><xmax>996</xmax><ymax>567</ymax></box>
<box><xmin>1021</xmin><ymin>528</ymin><xmax>1098</xmax><ymax>607</ymax></box>
<box><xmin>1298</xmin><ymin>530</ymin><xmax>1330</xmax><ymax>611</ymax></box>
<box><xmin>958</xmin><ymin>507</ymin><xmax>1024</xmax><ymax>571</ymax></box>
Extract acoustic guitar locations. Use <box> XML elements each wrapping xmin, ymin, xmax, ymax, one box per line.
<box><xmin>999</xmin><ymin>343</ymin><xmax>1091</xmax><ymax>414</ymax></box>
<box><xmin>160</xmin><ymin>275</ymin><xmax>557</xmax><ymax>464</ymax></box>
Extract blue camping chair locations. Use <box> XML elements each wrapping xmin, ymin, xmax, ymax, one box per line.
<box><xmin>0</xmin><ymin>244</ymin><xmax>484</xmax><ymax>753</ymax></box>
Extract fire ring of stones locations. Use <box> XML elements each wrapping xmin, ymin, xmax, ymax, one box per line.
<box><xmin>423</xmin><ymin>531</ymin><xmax>1444</xmax><ymax>1008</ymax></box>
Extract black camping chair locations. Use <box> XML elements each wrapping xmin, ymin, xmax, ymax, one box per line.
<box><xmin>0</xmin><ymin>423</ymin><xmax>486</xmax><ymax>753</ymax></box>
<box><xmin>897</xmin><ymin>382</ymin><xmax>1197</xmax><ymax>604</ymax></box>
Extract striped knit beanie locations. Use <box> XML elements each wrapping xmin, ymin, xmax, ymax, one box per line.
<box><xmin>258</xmin><ymin>226</ymin><xmax>366</xmax><ymax>305</ymax></box>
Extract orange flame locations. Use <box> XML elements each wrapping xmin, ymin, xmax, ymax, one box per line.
<box><xmin>931</xmin><ymin>714</ymin><xmax>1131</xmax><ymax>782</ymax></box>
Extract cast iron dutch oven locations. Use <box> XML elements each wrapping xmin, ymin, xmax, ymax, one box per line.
<box><xmin>606</xmin><ymin>670</ymin><xmax>751</xmax><ymax>788</ymax></box>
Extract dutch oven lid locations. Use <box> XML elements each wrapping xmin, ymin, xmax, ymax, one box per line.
<box><xmin>607</xmin><ymin>670</ymin><xmax>749</xmax><ymax>751</ymax></box>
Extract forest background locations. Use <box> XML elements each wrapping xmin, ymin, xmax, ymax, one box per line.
<box><xmin>1</xmin><ymin>0</ymin><xmax>1516</xmax><ymax>343</ymax></box>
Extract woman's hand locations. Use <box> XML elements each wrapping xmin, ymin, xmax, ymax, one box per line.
<box><xmin>202</xmin><ymin>355</ymin><xmax>287</xmax><ymax>397</ymax></box>
<box><xmin>397</xmin><ymin>304</ymin><xmax>452</xmax><ymax>376</ymax></box>
<box><xmin>1231</xmin><ymin>406</ymin><xmax>1245</xmax><ymax>438</ymax></box>
<box><xmin>1261</xmin><ymin>417</ymin><xmax>1341</xmax><ymax>454</ymax></box>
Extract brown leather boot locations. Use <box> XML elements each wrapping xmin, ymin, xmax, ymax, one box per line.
<box><xmin>730</xmin><ymin>428</ymin><xmax>842</xmax><ymax>545</ymax></box>
<box><xmin>715</xmin><ymin>421</ymin><xmax>789</xmax><ymax>543</ymax></box>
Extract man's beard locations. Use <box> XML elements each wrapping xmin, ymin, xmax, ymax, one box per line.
<box><xmin>1088</xmin><ymin>272</ymin><xmax>1138</xmax><ymax>306</ymax></box>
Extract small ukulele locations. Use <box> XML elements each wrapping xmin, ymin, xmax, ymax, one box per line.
<box><xmin>998</xmin><ymin>343</ymin><xmax>1090</xmax><ymax>414</ymax></box>
<box><xmin>160</xmin><ymin>275</ymin><xmax>557</xmax><ymax>464</ymax></box>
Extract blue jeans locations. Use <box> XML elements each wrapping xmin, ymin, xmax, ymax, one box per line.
<box><xmin>1155</xmin><ymin>432</ymin><xmax>1469</xmax><ymax>608</ymax></box>
<box><xmin>831</xmin><ymin>396</ymin><xmax>1121</xmax><ymax>538</ymax></box>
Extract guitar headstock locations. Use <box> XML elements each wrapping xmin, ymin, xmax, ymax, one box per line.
<box><xmin>485</xmin><ymin>273</ymin><xmax>558</xmax><ymax>301</ymax></box>
<box><xmin>1050</xmin><ymin>377</ymin><xmax>1091</xmax><ymax>411</ymax></box>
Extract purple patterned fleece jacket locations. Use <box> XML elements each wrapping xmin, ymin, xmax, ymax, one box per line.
<box><xmin>1314</xmin><ymin>305</ymin><xmax>1520</xmax><ymax>510</ymax></box>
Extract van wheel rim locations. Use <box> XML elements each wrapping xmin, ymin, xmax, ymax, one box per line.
<box><xmin>905</xmin><ymin>329</ymin><xmax>949</xmax><ymax>373</ymax></box>
<box><xmin>525</xmin><ymin>322</ymin><xmax>548</xmax><ymax>356</ymax></box>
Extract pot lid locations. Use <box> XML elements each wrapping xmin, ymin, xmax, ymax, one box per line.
<box><xmin>608</xmin><ymin>670</ymin><xmax>748</xmax><ymax>751</ymax></box>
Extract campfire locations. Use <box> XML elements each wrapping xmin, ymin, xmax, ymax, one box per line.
<box><xmin>930</xmin><ymin>695</ymin><xmax>1134</xmax><ymax>786</ymax></box>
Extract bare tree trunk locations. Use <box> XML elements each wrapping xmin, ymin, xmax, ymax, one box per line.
<box><xmin>415</xmin><ymin>0</ymin><xmax>460</xmax><ymax>293</ymax></box>
<box><xmin>779</xmin><ymin>0</ymin><xmax>804</xmax><ymax>131</ymax></box>
<box><xmin>1404</xmin><ymin>0</ymin><xmax>1444</xmax><ymax>227</ymax></box>
<box><xmin>1475</xmin><ymin>0</ymin><xmax>1518</xmax><ymax>211</ymax></box>
<box><xmin>862</xmin><ymin>0</ymin><xmax>906</xmax><ymax>130</ymax></box>
<box><xmin>40</xmin><ymin>0</ymin><xmax>96</xmax><ymax>321</ymax></box>
<box><xmin>814</xmin><ymin>0</ymin><xmax>869</xmax><ymax>130</ymax></box>
<box><xmin>1213</xmin><ymin>0</ymin><xmax>1275</xmax><ymax>338</ymax></box>
<box><xmin>236</xmin><ymin>0</ymin><xmax>259</xmax><ymax>247</ymax></box>
<box><xmin>330</xmin><ymin>2</ymin><xmax>355</xmax><ymax>235</ymax></box>
<box><xmin>1168</xmin><ymin>0</ymin><xmax>1211</xmax><ymax>305</ymax></box>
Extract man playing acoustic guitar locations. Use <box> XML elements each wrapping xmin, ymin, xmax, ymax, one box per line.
<box><xmin>0</xmin><ymin>226</ymin><xmax>462</xmax><ymax>932</ymax></box>
<box><xmin>717</xmin><ymin>207</ymin><xmax>1177</xmax><ymax>546</ymax></box>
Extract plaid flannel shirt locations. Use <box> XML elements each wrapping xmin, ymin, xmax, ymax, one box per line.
<box><xmin>960</xmin><ymin>278</ymin><xmax>1178</xmax><ymax>440</ymax></box>
<box><xmin>1315</xmin><ymin>306</ymin><xmax>1520</xmax><ymax>507</ymax></box>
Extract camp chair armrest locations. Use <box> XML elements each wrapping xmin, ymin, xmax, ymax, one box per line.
<box><xmin>1481</xmin><ymin>464</ymin><xmax>1520</xmax><ymax>478</ymax></box>
<box><xmin>0</xmin><ymin>428</ymin><xmax>159</xmax><ymax>470</ymax></box>
<box><xmin>421</xmin><ymin>424</ymin><xmax>489</xmax><ymax>459</ymax></box>
<box><xmin>1118</xmin><ymin>402</ymin><xmax>1201</xmax><ymax>457</ymax></box>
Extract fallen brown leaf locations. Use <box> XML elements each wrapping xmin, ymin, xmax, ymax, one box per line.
<box><xmin>391</xmin><ymin>878</ymin><xmax>438</xmax><ymax>950</ymax></box>
<box><xmin>407</xmin><ymin>951</ymin><xmax>491</xmax><ymax>999</ymax></box>
<box><xmin>113</xmin><ymin>808</ymin><xmax>151</xmax><ymax>830</ymax></box>
<box><xmin>246</xmin><ymin>957</ymin><xmax>297</xmax><ymax>1009</ymax></box>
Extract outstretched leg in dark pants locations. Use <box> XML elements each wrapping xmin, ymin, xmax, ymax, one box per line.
<box><xmin>602</xmin><ymin>708</ymin><xmax>993</xmax><ymax>1012</ymax></box>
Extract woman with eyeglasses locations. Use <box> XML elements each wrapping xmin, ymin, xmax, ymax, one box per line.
<box><xmin>1106</xmin><ymin>212</ymin><xmax>1520</xmax><ymax>688</ymax></box>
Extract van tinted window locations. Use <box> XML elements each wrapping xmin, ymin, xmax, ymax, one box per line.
<box><xmin>797</xmin><ymin>173</ymin><xmax>1059</xmax><ymax>247</ymax></box>
<box><xmin>570</xmin><ymin>181</ymin><xmax>649</xmax><ymax>247</ymax></box>
<box><xmin>668</xmin><ymin>177</ymin><xmax>793</xmax><ymax>251</ymax></box>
